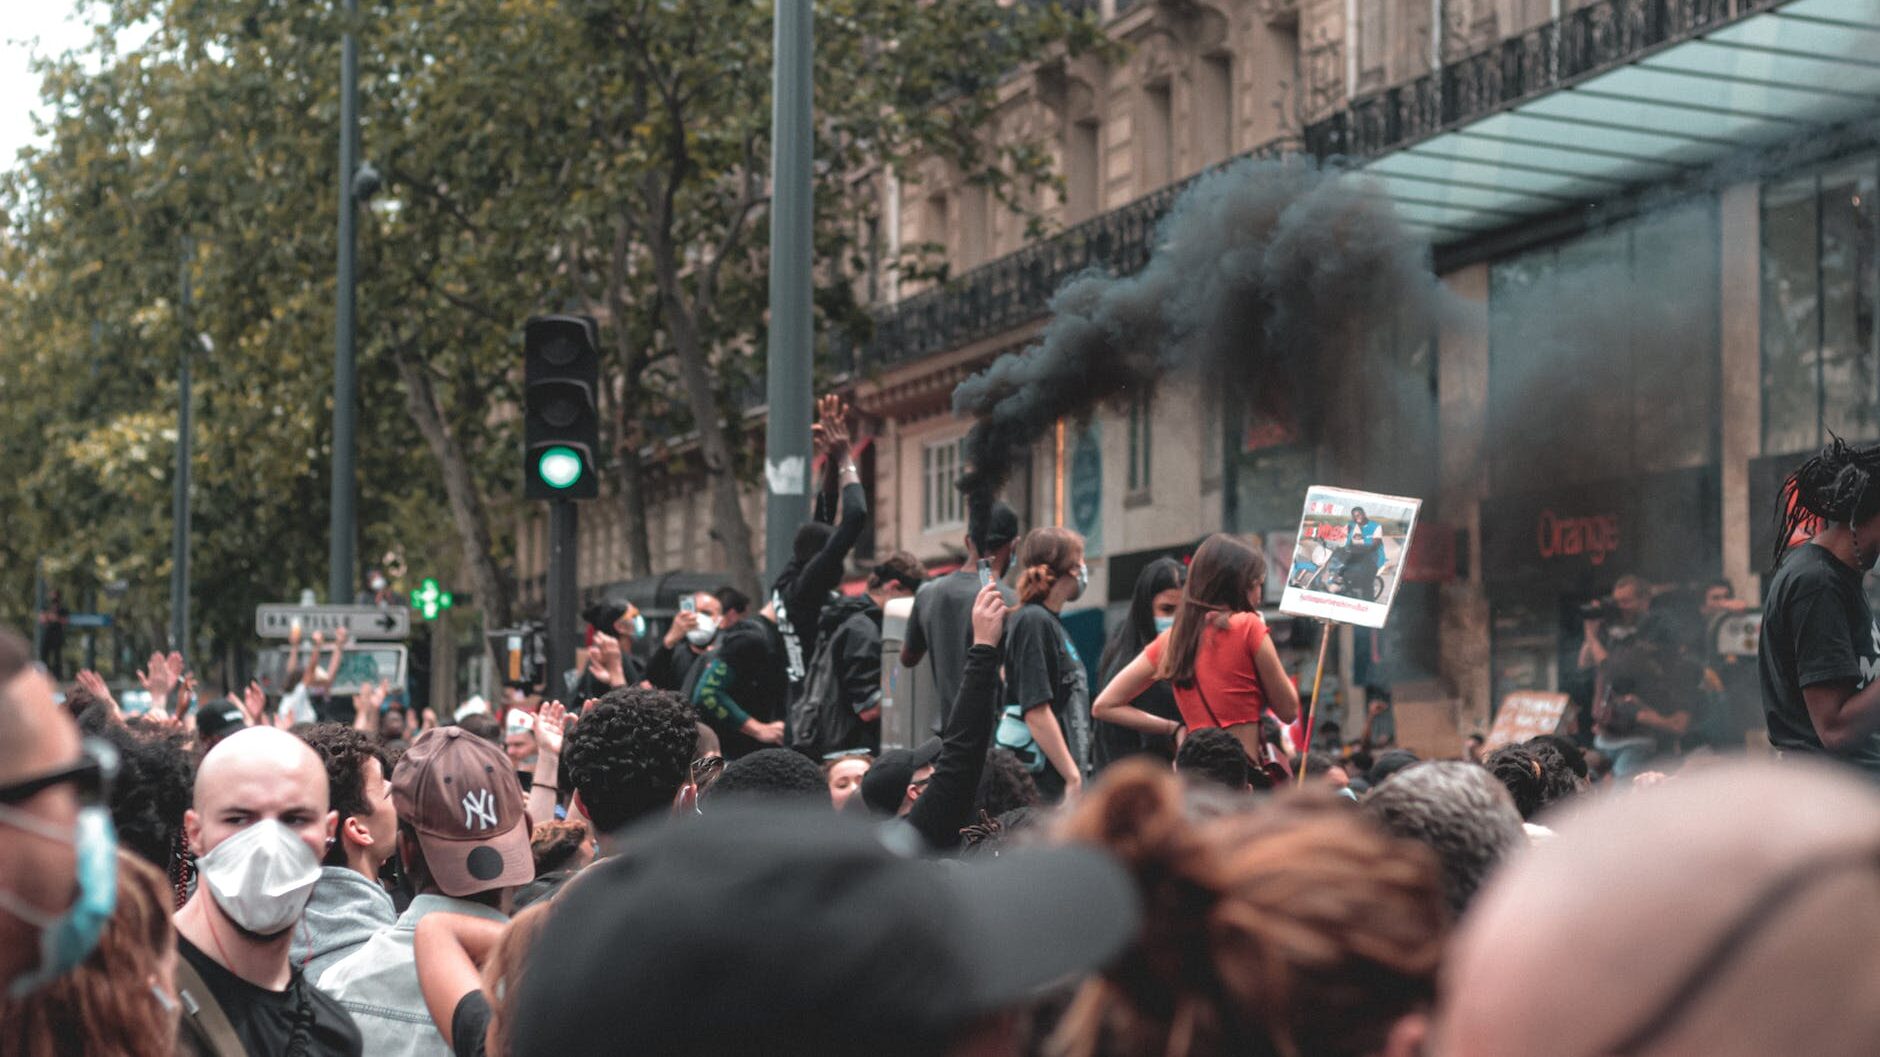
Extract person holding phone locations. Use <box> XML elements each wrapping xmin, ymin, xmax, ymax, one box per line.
<box><xmin>1093</xmin><ymin>534</ymin><xmax>1301</xmax><ymax>765</ymax></box>
<box><xmin>646</xmin><ymin>592</ymin><xmax>724</xmax><ymax>695</ymax></box>
<box><xmin>902</xmin><ymin>500</ymin><xmax>1021</xmax><ymax>728</ymax></box>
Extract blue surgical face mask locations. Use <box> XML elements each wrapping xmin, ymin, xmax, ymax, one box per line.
<box><xmin>629</xmin><ymin>613</ymin><xmax>647</xmax><ymax>639</ymax></box>
<box><xmin>1153</xmin><ymin>615</ymin><xmax>1175</xmax><ymax>634</ymax></box>
<box><xmin>0</xmin><ymin>804</ymin><xmax>119</xmax><ymax>997</ymax></box>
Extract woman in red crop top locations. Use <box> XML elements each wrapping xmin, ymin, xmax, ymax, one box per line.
<box><xmin>1093</xmin><ymin>534</ymin><xmax>1301</xmax><ymax>762</ymax></box>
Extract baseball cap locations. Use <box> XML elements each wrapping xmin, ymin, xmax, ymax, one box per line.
<box><xmin>512</xmin><ymin>805</ymin><xmax>1140</xmax><ymax>1057</ymax></box>
<box><xmin>392</xmin><ymin>727</ymin><xmax>534</xmax><ymax>897</ymax></box>
<box><xmin>195</xmin><ymin>700</ymin><xmax>247</xmax><ymax>743</ymax></box>
<box><xmin>859</xmin><ymin>736</ymin><xmax>942</xmax><ymax>815</ymax></box>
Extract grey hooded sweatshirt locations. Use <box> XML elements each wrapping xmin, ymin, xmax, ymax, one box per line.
<box><xmin>293</xmin><ymin>865</ymin><xmax>396</xmax><ymax>984</ymax></box>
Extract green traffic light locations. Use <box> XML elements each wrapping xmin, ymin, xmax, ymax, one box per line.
<box><xmin>538</xmin><ymin>446</ymin><xmax>583</xmax><ymax>490</ymax></box>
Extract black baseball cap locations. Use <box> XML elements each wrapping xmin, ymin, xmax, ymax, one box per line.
<box><xmin>195</xmin><ymin>700</ymin><xmax>247</xmax><ymax>743</ymax></box>
<box><xmin>511</xmin><ymin>805</ymin><xmax>1139</xmax><ymax>1057</ymax></box>
<box><xmin>859</xmin><ymin>736</ymin><xmax>942</xmax><ymax>815</ymax></box>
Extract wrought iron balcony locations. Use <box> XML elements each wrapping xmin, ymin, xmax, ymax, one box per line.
<box><xmin>849</xmin><ymin>137</ymin><xmax>1297</xmax><ymax>374</ymax></box>
<box><xmin>1304</xmin><ymin>0</ymin><xmax>1785</xmax><ymax>159</ymax></box>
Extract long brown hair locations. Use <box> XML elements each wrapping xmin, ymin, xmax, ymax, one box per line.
<box><xmin>0</xmin><ymin>853</ymin><xmax>178</xmax><ymax>1057</ymax></box>
<box><xmin>1052</xmin><ymin>761</ymin><xmax>1448</xmax><ymax>1057</ymax></box>
<box><xmin>1157</xmin><ymin>534</ymin><xmax>1267</xmax><ymax>686</ymax></box>
<box><xmin>1015</xmin><ymin>526</ymin><xmax>1085</xmax><ymax>605</ymax></box>
<box><xmin>482</xmin><ymin>900</ymin><xmax>557</xmax><ymax>1057</ymax></box>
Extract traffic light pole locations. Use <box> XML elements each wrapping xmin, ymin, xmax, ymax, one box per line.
<box><xmin>545</xmin><ymin>499</ymin><xmax>579</xmax><ymax>701</ymax></box>
<box><xmin>329</xmin><ymin>0</ymin><xmax>360</xmax><ymax>606</ymax></box>
<box><xmin>762</xmin><ymin>0</ymin><xmax>814</xmax><ymax>586</ymax></box>
<box><xmin>171</xmin><ymin>237</ymin><xmax>193</xmax><ymax>658</ymax></box>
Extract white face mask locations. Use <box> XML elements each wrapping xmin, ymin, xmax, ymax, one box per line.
<box><xmin>685</xmin><ymin>615</ymin><xmax>720</xmax><ymax>647</ymax></box>
<box><xmin>1070</xmin><ymin>562</ymin><xmax>1089</xmax><ymax>602</ymax></box>
<box><xmin>195</xmin><ymin>818</ymin><xmax>322</xmax><ymax>937</ymax></box>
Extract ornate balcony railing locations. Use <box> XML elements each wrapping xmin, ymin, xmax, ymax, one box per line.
<box><xmin>849</xmin><ymin>137</ymin><xmax>1299</xmax><ymax>373</ymax></box>
<box><xmin>1304</xmin><ymin>0</ymin><xmax>1785</xmax><ymax>159</ymax></box>
<box><xmin>850</xmin><ymin>0</ymin><xmax>1778</xmax><ymax>376</ymax></box>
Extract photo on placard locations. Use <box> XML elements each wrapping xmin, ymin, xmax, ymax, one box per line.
<box><xmin>1279</xmin><ymin>486</ymin><xmax>1422</xmax><ymax>629</ymax></box>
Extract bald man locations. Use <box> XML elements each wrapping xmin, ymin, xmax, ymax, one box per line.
<box><xmin>1436</xmin><ymin>761</ymin><xmax>1880</xmax><ymax>1057</ymax></box>
<box><xmin>0</xmin><ymin>628</ymin><xmax>106</xmax><ymax>996</ymax></box>
<box><xmin>174</xmin><ymin>727</ymin><xmax>361</xmax><ymax>1057</ymax></box>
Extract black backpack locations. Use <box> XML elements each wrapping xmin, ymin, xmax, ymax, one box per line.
<box><xmin>788</xmin><ymin>597</ymin><xmax>875</xmax><ymax>756</ymax></box>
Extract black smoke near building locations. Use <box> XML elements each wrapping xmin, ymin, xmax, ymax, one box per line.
<box><xmin>951</xmin><ymin>156</ymin><xmax>1448</xmax><ymax>529</ymax></box>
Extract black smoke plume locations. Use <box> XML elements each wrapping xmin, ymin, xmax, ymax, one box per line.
<box><xmin>952</xmin><ymin>156</ymin><xmax>1447</xmax><ymax>536</ymax></box>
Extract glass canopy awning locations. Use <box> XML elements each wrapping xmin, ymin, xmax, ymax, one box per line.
<box><xmin>1310</xmin><ymin>0</ymin><xmax>1880</xmax><ymax>244</ymax></box>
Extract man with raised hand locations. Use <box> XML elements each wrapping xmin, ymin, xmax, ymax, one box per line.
<box><xmin>173</xmin><ymin>726</ymin><xmax>360</xmax><ymax>1056</ymax></box>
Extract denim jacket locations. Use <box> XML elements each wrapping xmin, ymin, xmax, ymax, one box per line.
<box><xmin>293</xmin><ymin>866</ymin><xmax>396</xmax><ymax>985</ymax></box>
<box><xmin>313</xmin><ymin>893</ymin><xmax>508</xmax><ymax>1057</ymax></box>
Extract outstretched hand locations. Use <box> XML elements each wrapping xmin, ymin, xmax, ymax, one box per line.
<box><xmin>136</xmin><ymin>651</ymin><xmax>183</xmax><ymax>702</ymax></box>
<box><xmin>76</xmin><ymin>670</ymin><xmax>120</xmax><ymax>719</ymax></box>
<box><xmin>810</xmin><ymin>394</ymin><xmax>852</xmax><ymax>461</ymax></box>
<box><xmin>536</xmin><ymin>700</ymin><xmax>568</xmax><ymax>757</ymax></box>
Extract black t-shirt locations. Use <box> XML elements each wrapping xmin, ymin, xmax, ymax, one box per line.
<box><xmin>178</xmin><ymin>936</ymin><xmax>362</xmax><ymax>1057</ymax></box>
<box><xmin>1759</xmin><ymin>542</ymin><xmax>1880</xmax><ymax>774</ymax></box>
<box><xmin>1092</xmin><ymin>680</ymin><xmax>1180</xmax><ymax>768</ymax></box>
<box><xmin>1001</xmin><ymin>604</ymin><xmax>1091</xmax><ymax>797</ymax></box>
<box><xmin>906</xmin><ymin>569</ymin><xmax>1016</xmax><ymax>726</ymax></box>
<box><xmin>452</xmin><ymin>991</ymin><xmax>492</xmax><ymax>1057</ymax></box>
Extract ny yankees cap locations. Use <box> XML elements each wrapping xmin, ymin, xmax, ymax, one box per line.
<box><xmin>392</xmin><ymin>726</ymin><xmax>535</xmax><ymax>897</ymax></box>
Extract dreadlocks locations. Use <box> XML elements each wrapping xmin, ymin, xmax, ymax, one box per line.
<box><xmin>1772</xmin><ymin>435</ymin><xmax>1880</xmax><ymax>569</ymax></box>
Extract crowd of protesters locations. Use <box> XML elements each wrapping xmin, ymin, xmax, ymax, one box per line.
<box><xmin>4</xmin><ymin>426</ymin><xmax>1880</xmax><ymax>1056</ymax></box>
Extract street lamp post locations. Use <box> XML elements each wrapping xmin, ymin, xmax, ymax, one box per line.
<box><xmin>330</xmin><ymin>0</ymin><xmax>361</xmax><ymax>606</ymax></box>
<box><xmin>172</xmin><ymin>239</ymin><xmax>194</xmax><ymax>658</ymax></box>
<box><xmin>763</xmin><ymin>0</ymin><xmax>814</xmax><ymax>586</ymax></box>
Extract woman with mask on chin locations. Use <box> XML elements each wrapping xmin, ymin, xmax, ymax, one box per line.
<box><xmin>1093</xmin><ymin>558</ymin><xmax>1187</xmax><ymax>769</ymax></box>
<box><xmin>0</xmin><ymin>852</ymin><xmax>180</xmax><ymax>1057</ymax></box>
<box><xmin>997</xmin><ymin>527</ymin><xmax>1093</xmax><ymax>802</ymax></box>
<box><xmin>1095</xmin><ymin>534</ymin><xmax>1302</xmax><ymax>767</ymax></box>
<box><xmin>171</xmin><ymin>727</ymin><xmax>362</xmax><ymax>1057</ymax></box>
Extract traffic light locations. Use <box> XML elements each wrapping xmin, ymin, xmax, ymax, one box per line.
<box><xmin>523</xmin><ymin>314</ymin><xmax>600</xmax><ymax>499</ymax></box>
<box><xmin>411</xmin><ymin>578</ymin><xmax>453</xmax><ymax>621</ymax></box>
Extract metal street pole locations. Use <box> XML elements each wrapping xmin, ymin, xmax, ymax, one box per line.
<box><xmin>763</xmin><ymin>0</ymin><xmax>815</xmax><ymax>587</ymax></box>
<box><xmin>545</xmin><ymin>500</ymin><xmax>578</xmax><ymax>700</ymax></box>
<box><xmin>171</xmin><ymin>238</ymin><xmax>193</xmax><ymax>658</ymax></box>
<box><xmin>329</xmin><ymin>0</ymin><xmax>360</xmax><ymax>605</ymax></box>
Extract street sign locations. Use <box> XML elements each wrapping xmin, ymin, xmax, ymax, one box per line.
<box><xmin>255</xmin><ymin>644</ymin><xmax>407</xmax><ymax>698</ymax></box>
<box><xmin>255</xmin><ymin>604</ymin><xmax>409</xmax><ymax>640</ymax></box>
<box><xmin>66</xmin><ymin>613</ymin><xmax>113</xmax><ymax>629</ymax></box>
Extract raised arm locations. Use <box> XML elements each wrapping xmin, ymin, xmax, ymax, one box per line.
<box><xmin>796</xmin><ymin>397</ymin><xmax>869</xmax><ymax>602</ymax></box>
<box><xmin>414</xmin><ymin>913</ymin><xmax>506</xmax><ymax>1048</ymax></box>
<box><xmin>1092</xmin><ymin>647</ymin><xmax>1184</xmax><ymax>738</ymax></box>
<box><xmin>906</xmin><ymin>584</ymin><xmax>1006</xmax><ymax>850</ymax></box>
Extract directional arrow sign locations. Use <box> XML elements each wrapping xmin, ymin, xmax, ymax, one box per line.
<box><xmin>255</xmin><ymin>604</ymin><xmax>410</xmax><ymax>641</ymax></box>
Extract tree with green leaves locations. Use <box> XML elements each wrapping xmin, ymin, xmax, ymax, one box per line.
<box><xmin>0</xmin><ymin>0</ymin><xmax>1102</xmax><ymax>666</ymax></box>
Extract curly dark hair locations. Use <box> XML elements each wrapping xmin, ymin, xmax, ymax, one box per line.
<box><xmin>1485</xmin><ymin>743</ymin><xmax>1581</xmax><ymax>821</ymax></box>
<box><xmin>1174</xmin><ymin>727</ymin><xmax>1252</xmax><ymax>791</ymax></box>
<box><xmin>563</xmin><ymin>687</ymin><xmax>698</xmax><ymax>835</ymax></box>
<box><xmin>81</xmin><ymin>714</ymin><xmax>195</xmax><ymax>873</ymax></box>
<box><xmin>974</xmin><ymin>748</ymin><xmax>1040</xmax><ymax>818</ymax></box>
<box><xmin>706</xmin><ymin>748</ymin><xmax>827</xmax><ymax>805</ymax></box>
<box><xmin>296</xmin><ymin>724</ymin><xmax>393</xmax><ymax>867</ymax></box>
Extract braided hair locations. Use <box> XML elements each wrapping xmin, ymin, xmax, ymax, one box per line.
<box><xmin>1772</xmin><ymin>435</ymin><xmax>1880</xmax><ymax>569</ymax></box>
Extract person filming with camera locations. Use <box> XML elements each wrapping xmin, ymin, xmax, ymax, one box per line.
<box><xmin>1579</xmin><ymin>574</ymin><xmax>1692</xmax><ymax>777</ymax></box>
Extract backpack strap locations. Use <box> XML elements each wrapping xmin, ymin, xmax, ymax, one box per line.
<box><xmin>174</xmin><ymin>956</ymin><xmax>249</xmax><ymax>1057</ymax></box>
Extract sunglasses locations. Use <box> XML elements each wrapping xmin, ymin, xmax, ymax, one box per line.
<box><xmin>0</xmin><ymin>738</ymin><xmax>118</xmax><ymax>808</ymax></box>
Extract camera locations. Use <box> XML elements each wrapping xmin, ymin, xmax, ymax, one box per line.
<box><xmin>1579</xmin><ymin>597</ymin><xmax>1619</xmax><ymax>621</ymax></box>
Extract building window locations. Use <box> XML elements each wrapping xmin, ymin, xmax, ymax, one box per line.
<box><xmin>1194</xmin><ymin>54</ymin><xmax>1233</xmax><ymax>168</ymax></box>
<box><xmin>1201</xmin><ymin>386</ymin><xmax>1223</xmax><ymax>491</ymax></box>
<box><xmin>1762</xmin><ymin>156</ymin><xmax>1880</xmax><ymax>455</ymax></box>
<box><xmin>1066</xmin><ymin>119</ymin><xmax>1101</xmax><ymax>222</ymax></box>
<box><xmin>922</xmin><ymin>437</ymin><xmax>965</xmax><ymax>530</ymax></box>
<box><xmin>1142</xmin><ymin>81</ymin><xmax>1174</xmax><ymax>190</ymax></box>
<box><xmin>1127</xmin><ymin>391</ymin><xmax>1153</xmax><ymax>496</ymax></box>
<box><xmin>923</xmin><ymin>191</ymin><xmax>949</xmax><ymax>263</ymax></box>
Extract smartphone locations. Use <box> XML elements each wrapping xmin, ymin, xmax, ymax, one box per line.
<box><xmin>977</xmin><ymin>558</ymin><xmax>993</xmax><ymax>588</ymax></box>
<box><xmin>680</xmin><ymin>596</ymin><xmax>696</xmax><ymax>614</ymax></box>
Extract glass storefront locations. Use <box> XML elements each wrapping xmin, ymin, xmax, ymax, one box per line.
<box><xmin>1482</xmin><ymin>200</ymin><xmax>1723</xmax><ymax>710</ymax></box>
<box><xmin>1762</xmin><ymin>154</ymin><xmax>1880</xmax><ymax>453</ymax></box>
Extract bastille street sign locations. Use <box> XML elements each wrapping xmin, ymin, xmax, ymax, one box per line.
<box><xmin>254</xmin><ymin>603</ymin><xmax>409</xmax><ymax>640</ymax></box>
